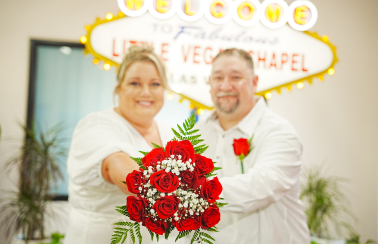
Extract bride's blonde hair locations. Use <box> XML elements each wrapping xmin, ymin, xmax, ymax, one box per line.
<box><xmin>115</xmin><ymin>45</ymin><xmax>168</xmax><ymax>95</ymax></box>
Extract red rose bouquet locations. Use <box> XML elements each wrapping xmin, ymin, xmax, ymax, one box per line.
<box><xmin>111</xmin><ymin>114</ymin><xmax>226</xmax><ymax>244</ymax></box>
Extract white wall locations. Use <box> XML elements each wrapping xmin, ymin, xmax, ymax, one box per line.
<box><xmin>268</xmin><ymin>0</ymin><xmax>378</xmax><ymax>241</ymax></box>
<box><xmin>0</xmin><ymin>0</ymin><xmax>377</xmax><ymax>242</ymax></box>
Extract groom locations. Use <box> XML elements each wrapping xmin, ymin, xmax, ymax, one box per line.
<box><xmin>195</xmin><ymin>48</ymin><xmax>310</xmax><ymax>243</ymax></box>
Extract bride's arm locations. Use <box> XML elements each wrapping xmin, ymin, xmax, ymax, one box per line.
<box><xmin>102</xmin><ymin>152</ymin><xmax>139</xmax><ymax>195</ymax></box>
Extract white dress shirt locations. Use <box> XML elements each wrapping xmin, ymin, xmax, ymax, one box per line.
<box><xmin>195</xmin><ymin>98</ymin><xmax>310</xmax><ymax>244</ymax></box>
<box><xmin>64</xmin><ymin>108</ymin><xmax>184</xmax><ymax>244</ymax></box>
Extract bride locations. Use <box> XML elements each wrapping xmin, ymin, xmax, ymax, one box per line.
<box><xmin>64</xmin><ymin>45</ymin><xmax>183</xmax><ymax>244</ymax></box>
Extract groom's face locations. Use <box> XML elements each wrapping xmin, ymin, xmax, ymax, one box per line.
<box><xmin>210</xmin><ymin>55</ymin><xmax>258</xmax><ymax>115</ymax></box>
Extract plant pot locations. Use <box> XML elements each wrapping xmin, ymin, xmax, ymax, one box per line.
<box><xmin>11</xmin><ymin>238</ymin><xmax>51</xmax><ymax>244</ymax></box>
<box><xmin>311</xmin><ymin>236</ymin><xmax>346</xmax><ymax>244</ymax></box>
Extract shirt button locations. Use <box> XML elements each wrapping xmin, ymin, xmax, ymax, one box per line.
<box><xmin>222</xmin><ymin>134</ymin><xmax>225</xmax><ymax>138</ymax></box>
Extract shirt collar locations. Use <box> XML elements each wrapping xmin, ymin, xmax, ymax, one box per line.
<box><xmin>206</xmin><ymin>96</ymin><xmax>267</xmax><ymax>138</ymax></box>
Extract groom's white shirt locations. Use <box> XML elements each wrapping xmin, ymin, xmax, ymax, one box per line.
<box><xmin>195</xmin><ymin>98</ymin><xmax>310</xmax><ymax>244</ymax></box>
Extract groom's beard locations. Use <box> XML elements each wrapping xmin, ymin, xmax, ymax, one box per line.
<box><xmin>215</xmin><ymin>92</ymin><xmax>239</xmax><ymax>114</ymax></box>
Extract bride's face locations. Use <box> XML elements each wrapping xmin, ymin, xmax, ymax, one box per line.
<box><xmin>118</xmin><ymin>61</ymin><xmax>164</xmax><ymax>122</ymax></box>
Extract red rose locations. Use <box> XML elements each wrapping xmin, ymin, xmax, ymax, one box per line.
<box><xmin>150</xmin><ymin>170</ymin><xmax>179</xmax><ymax>193</ymax></box>
<box><xmin>180</xmin><ymin>170</ymin><xmax>206</xmax><ymax>189</ymax></box>
<box><xmin>144</xmin><ymin>217</ymin><xmax>167</xmax><ymax>235</ymax></box>
<box><xmin>142</xmin><ymin>148</ymin><xmax>166</xmax><ymax>168</ymax></box>
<box><xmin>201</xmin><ymin>177</ymin><xmax>222</xmax><ymax>203</ymax></box>
<box><xmin>165</xmin><ymin>140</ymin><xmax>194</xmax><ymax>162</ymax></box>
<box><xmin>126</xmin><ymin>170</ymin><xmax>144</xmax><ymax>194</ymax></box>
<box><xmin>126</xmin><ymin>196</ymin><xmax>149</xmax><ymax>222</ymax></box>
<box><xmin>232</xmin><ymin>138</ymin><xmax>250</xmax><ymax>156</ymax></box>
<box><xmin>194</xmin><ymin>154</ymin><xmax>214</xmax><ymax>175</ymax></box>
<box><xmin>153</xmin><ymin>196</ymin><xmax>180</xmax><ymax>219</ymax></box>
<box><xmin>174</xmin><ymin>217</ymin><xmax>200</xmax><ymax>231</ymax></box>
<box><xmin>200</xmin><ymin>206</ymin><xmax>220</xmax><ymax>229</ymax></box>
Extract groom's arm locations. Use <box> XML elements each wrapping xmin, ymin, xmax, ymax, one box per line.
<box><xmin>219</xmin><ymin>126</ymin><xmax>303</xmax><ymax>213</ymax></box>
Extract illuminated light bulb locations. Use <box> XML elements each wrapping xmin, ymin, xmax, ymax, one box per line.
<box><xmin>198</xmin><ymin>108</ymin><xmax>204</xmax><ymax>115</ymax></box>
<box><xmin>328</xmin><ymin>68</ymin><xmax>335</xmax><ymax>75</ymax></box>
<box><xmin>322</xmin><ymin>35</ymin><xmax>329</xmax><ymax>42</ymax></box>
<box><xmin>286</xmin><ymin>86</ymin><xmax>292</xmax><ymax>91</ymax></box>
<box><xmin>80</xmin><ymin>36</ymin><xmax>87</xmax><ymax>44</ymax></box>
<box><xmin>318</xmin><ymin>75</ymin><xmax>324</xmax><ymax>81</ymax></box>
<box><xmin>167</xmin><ymin>93</ymin><xmax>174</xmax><ymax>100</ymax></box>
<box><xmin>179</xmin><ymin>98</ymin><xmax>184</xmax><ymax>103</ymax></box>
<box><xmin>265</xmin><ymin>92</ymin><xmax>272</xmax><ymax>99</ymax></box>
<box><xmin>93</xmin><ymin>59</ymin><xmax>99</xmax><ymax>65</ymax></box>
<box><xmin>106</xmin><ymin>13</ymin><xmax>113</xmax><ymax>20</ymax></box>
<box><xmin>85</xmin><ymin>25</ymin><xmax>90</xmax><ymax>30</ymax></box>
<box><xmin>189</xmin><ymin>104</ymin><xmax>194</xmax><ymax>110</ymax></box>
<box><xmin>297</xmin><ymin>82</ymin><xmax>304</xmax><ymax>89</ymax></box>
<box><xmin>104</xmin><ymin>63</ymin><xmax>111</xmax><ymax>70</ymax></box>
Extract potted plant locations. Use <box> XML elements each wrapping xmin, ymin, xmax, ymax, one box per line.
<box><xmin>301</xmin><ymin>168</ymin><xmax>356</xmax><ymax>244</ymax></box>
<box><xmin>0</xmin><ymin>124</ymin><xmax>66</xmax><ymax>244</ymax></box>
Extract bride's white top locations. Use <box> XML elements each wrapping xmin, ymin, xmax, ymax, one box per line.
<box><xmin>64</xmin><ymin>108</ymin><xmax>181</xmax><ymax>244</ymax></box>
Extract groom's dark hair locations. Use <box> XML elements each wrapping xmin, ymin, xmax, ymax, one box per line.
<box><xmin>212</xmin><ymin>48</ymin><xmax>255</xmax><ymax>73</ymax></box>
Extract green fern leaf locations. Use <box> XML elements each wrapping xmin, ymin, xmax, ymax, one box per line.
<box><xmin>206</xmin><ymin>227</ymin><xmax>219</xmax><ymax>232</ymax></box>
<box><xmin>111</xmin><ymin>234</ymin><xmax>122</xmax><ymax>244</ymax></box>
<box><xmin>129</xmin><ymin>156</ymin><xmax>143</xmax><ymax>164</ymax></box>
<box><xmin>187</xmin><ymin>113</ymin><xmax>196</xmax><ymax>130</ymax></box>
<box><xmin>134</xmin><ymin>223</ymin><xmax>142</xmax><ymax>244</ymax></box>
<box><xmin>177</xmin><ymin>124</ymin><xmax>186</xmax><ymax>136</ymax></box>
<box><xmin>201</xmin><ymin>238</ymin><xmax>213</xmax><ymax>244</ymax></box>
<box><xmin>129</xmin><ymin>157</ymin><xmax>147</xmax><ymax>170</ymax></box>
<box><xmin>148</xmin><ymin>229</ymin><xmax>154</xmax><ymax>241</ymax></box>
<box><xmin>191</xmin><ymin>139</ymin><xmax>204</xmax><ymax>146</ymax></box>
<box><xmin>129</xmin><ymin>227</ymin><xmax>135</xmax><ymax>244</ymax></box>
<box><xmin>121</xmin><ymin>229</ymin><xmax>128</xmax><ymax>244</ymax></box>
<box><xmin>187</xmin><ymin>129</ymin><xmax>199</xmax><ymax>135</ymax></box>
<box><xmin>175</xmin><ymin>230</ymin><xmax>192</xmax><ymax>241</ymax></box>
<box><xmin>204</xmin><ymin>173</ymin><xmax>216</xmax><ymax>178</ymax></box>
<box><xmin>190</xmin><ymin>230</ymin><xmax>200</xmax><ymax>244</ymax></box>
<box><xmin>115</xmin><ymin>206</ymin><xmax>129</xmax><ymax>217</ymax></box>
<box><xmin>216</xmin><ymin>202</ymin><xmax>228</xmax><ymax>208</ymax></box>
<box><xmin>151</xmin><ymin>142</ymin><xmax>163</xmax><ymax>149</ymax></box>
<box><xmin>183</xmin><ymin>121</ymin><xmax>188</xmax><ymax>131</ymax></box>
<box><xmin>210</xmin><ymin>167</ymin><xmax>222</xmax><ymax>173</ymax></box>
<box><xmin>194</xmin><ymin>145</ymin><xmax>209</xmax><ymax>154</ymax></box>
<box><xmin>193</xmin><ymin>144</ymin><xmax>206</xmax><ymax>150</ymax></box>
<box><xmin>139</xmin><ymin>151</ymin><xmax>149</xmax><ymax>156</ymax></box>
<box><xmin>200</xmin><ymin>232</ymin><xmax>215</xmax><ymax>241</ymax></box>
<box><xmin>155</xmin><ymin>234</ymin><xmax>159</xmax><ymax>242</ymax></box>
<box><xmin>172</xmin><ymin>128</ymin><xmax>184</xmax><ymax>140</ymax></box>
<box><xmin>187</xmin><ymin>135</ymin><xmax>201</xmax><ymax>141</ymax></box>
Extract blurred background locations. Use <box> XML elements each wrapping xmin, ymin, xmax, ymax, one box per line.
<box><xmin>0</xmin><ymin>0</ymin><xmax>377</xmax><ymax>243</ymax></box>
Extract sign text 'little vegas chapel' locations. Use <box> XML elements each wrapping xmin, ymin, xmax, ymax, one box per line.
<box><xmin>82</xmin><ymin>0</ymin><xmax>338</xmax><ymax>109</ymax></box>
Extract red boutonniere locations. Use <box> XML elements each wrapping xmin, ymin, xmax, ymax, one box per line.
<box><xmin>232</xmin><ymin>135</ymin><xmax>254</xmax><ymax>174</ymax></box>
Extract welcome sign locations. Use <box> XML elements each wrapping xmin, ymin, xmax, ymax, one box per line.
<box><xmin>81</xmin><ymin>0</ymin><xmax>338</xmax><ymax>109</ymax></box>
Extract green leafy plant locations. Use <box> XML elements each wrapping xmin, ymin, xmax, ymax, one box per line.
<box><xmin>0</xmin><ymin>124</ymin><xmax>66</xmax><ymax>243</ymax></box>
<box><xmin>300</xmin><ymin>168</ymin><xmax>355</xmax><ymax>239</ymax></box>
<box><xmin>303</xmin><ymin>168</ymin><xmax>377</xmax><ymax>244</ymax></box>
